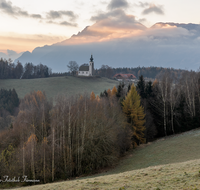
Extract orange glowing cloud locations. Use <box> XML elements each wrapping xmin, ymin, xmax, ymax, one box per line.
<box><xmin>59</xmin><ymin>15</ymin><xmax>147</xmax><ymax>45</ymax></box>
<box><xmin>152</xmin><ymin>23</ymin><xmax>177</xmax><ymax>29</ymax></box>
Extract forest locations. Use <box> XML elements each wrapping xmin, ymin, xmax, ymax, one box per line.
<box><xmin>0</xmin><ymin>69</ymin><xmax>200</xmax><ymax>186</ymax></box>
<box><xmin>95</xmin><ymin>65</ymin><xmax>187</xmax><ymax>79</ymax></box>
<box><xmin>0</xmin><ymin>58</ymin><xmax>51</xmax><ymax>79</ymax></box>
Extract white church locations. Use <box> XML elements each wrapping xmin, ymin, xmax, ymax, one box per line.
<box><xmin>78</xmin><ymin>55</ymin><xmax>94</xmax><ymax>76</ymax></box>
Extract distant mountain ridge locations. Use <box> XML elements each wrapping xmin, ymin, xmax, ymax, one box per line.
<box><xmin>15</xmin><ymin>22</ymin><xmax>200</xmax><ymax>72</ymax></box>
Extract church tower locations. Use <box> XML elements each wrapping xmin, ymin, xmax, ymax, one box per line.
<box><xmin>89</xmin><ymin>54</ymin><xmax>94</xmax><ymax>76</ymax></box>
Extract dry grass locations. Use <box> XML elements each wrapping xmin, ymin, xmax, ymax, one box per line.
<box><xmin>0</xmin><ymin>76</ymin><xmax>118</xmax><ymax>100</ymax></box>
<box><xmin>8</xmin><ymin>129</ymin><xmax>200</xmax><ymax>190</ymax></box>
<box><xmin>9</xmin><ymin>159</ymin><xmax>200</xmax><ymax>190</ymax></box>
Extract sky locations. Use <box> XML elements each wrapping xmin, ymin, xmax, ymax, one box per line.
<box><xmin>1</xmin><ymin>0</ymin><xmax>200</xmax><ymax>57</ymax></box>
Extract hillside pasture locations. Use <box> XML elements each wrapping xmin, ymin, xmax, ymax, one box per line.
<box><xmin>7</xmin><ymin>128</ymin><xmax>200</xmax><ymax>190</ymax></box>
<box><xmin>0</xmin><ymin>76</ymin><xmax>118</xmax><ymax>100</ymax></box>
<box><xmin>103</xmin><ymin>128</ymin><xmax>200</xmax><ymax>176</ymax></box>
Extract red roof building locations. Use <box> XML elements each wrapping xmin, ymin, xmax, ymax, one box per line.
<box><xmin>113</xmin><ymin>73</ymin><xmax>136</xmax><ymax>80</ymax></box>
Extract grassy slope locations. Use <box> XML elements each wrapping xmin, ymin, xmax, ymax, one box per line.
<box><xmin>10</xmin><ymin>129</ymin><xmax>200</xmax><ymax>190</ymax></box>
<box><xmin>1</xmin><ymin>76</ymin><xmax>118</xmax><ymax>100</ymax></box>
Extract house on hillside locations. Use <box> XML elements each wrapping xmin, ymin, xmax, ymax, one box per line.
<box><xmin>78</xmin><ymin>55</ymin><xmax>94</xmax><ymax>76</ymax></box>
<box><xmin>113</xmin><ymin>73</ymin><xmax>137</xmax><ymax>81</ymax></box>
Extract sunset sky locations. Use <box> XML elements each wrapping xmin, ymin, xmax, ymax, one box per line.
<box><xmin>1</xmin><ymin>0</ymin><xmax>200</xmax><ymax>56</ymax></box>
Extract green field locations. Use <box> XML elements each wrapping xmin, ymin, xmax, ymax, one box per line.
<box><xmin>9</xmin><ymin>129</ymin><xmax>200</xmax><ymax>190</ymax></box>
<box><xmin>1</xmin><ymin>76</ymin><xmax>118</xmax><ymax>100</ymax></box>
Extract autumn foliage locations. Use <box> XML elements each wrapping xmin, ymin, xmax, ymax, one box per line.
<box><xmin>122</xmin><ymin>84</ymin><xmax>146</xmax><ymax>147</ymax></box>
<box><xmin>0</xmin><ymin>90</ymin><xmax>131</xmax><ymax>184</ymax></box>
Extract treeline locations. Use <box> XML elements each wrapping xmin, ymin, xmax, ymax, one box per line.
<box><xmin>0</xmin><ymin>91</ymin><xmax>132</xmax><ymax>184</ymax></box>
<box><xmin>95</xmin><ymin>65</ymin><xmax>186</xmax><ymax>79</ymax></box>
<box><xmin>0</xmin><ymin>89</ymin><xmax>19</xmax><ymax>130</ymax></box>
<box><xmin>0</xmin><ymin>58</ymin><xmax>52</xmax><ymax>79</ymax></box>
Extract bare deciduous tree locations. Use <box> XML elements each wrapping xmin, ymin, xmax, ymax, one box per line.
<box><xmin>67</xmin><ymin>61</ymin><xmax>79</xmax><ymax>76</ymax></box>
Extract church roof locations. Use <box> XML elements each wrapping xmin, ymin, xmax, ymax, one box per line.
<box><xmin>79</xmin><ymin>64</ymin><xmax>89</xmax><ymax>71</ymax></box>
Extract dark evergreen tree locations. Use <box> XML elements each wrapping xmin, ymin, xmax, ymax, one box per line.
<box><xmin>137</xmin><ymin>75</ymin><xmax>146</xmax><ymax>99</ymax></box>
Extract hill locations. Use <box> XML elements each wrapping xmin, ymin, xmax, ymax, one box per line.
<box><xmin>0</xmin><ymin>76</ymin><xmax>118</xmax><ymax>100</ymax></box>
<box><xmin>9</xmin><ymin>128</ymin><xmax>200</xmax><ymax>189</ymax></box>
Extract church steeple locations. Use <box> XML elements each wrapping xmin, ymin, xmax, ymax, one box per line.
<box><xmin>90</xmin><ymin>54</ymin><xmax>93</xmax><ymax>62</ymax></box>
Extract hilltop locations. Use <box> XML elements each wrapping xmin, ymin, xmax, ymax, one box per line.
<box><xmin>0</xmin><ymin>76</ymin><xmax>118</xmax><ymax>100</ymax></box>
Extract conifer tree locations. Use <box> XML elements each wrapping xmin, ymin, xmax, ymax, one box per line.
<box><xmin>111</xmin><ymin>86</ymin><xmax>117</xmax><ymax>96</ymax></box>
<box><xmin>96</xmin><ymin>95</ymin><xmax>100</xmax><ymax>102</ymax></box>
<box><xmin>107</xmin><ymin>89</ymin><xmax>111</xmax><ymax>97</ymax></box>
<box><xmin>137</xmin><ymin>75</ymin><xmax>146</xmax><ymax>99</ymax></box>
<box><xmin>90</xmin><ymin>91</ymin><xmax>96</xmax><ymax>100</ymax></box>
<box><xmin>122</xmin><ymin>84</ymin><xmax>146</xmax><ymax>147</ymax></box>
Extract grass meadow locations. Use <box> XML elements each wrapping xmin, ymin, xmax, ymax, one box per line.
<box><xmin>8</xmin><ymin>128</ymin><xmax>200</xmax><ymax>190</ymax></box>
<box><xmin>0</xmin><ymin>76</ymin><xmax>118</xmax><ymax>100</ymax></box>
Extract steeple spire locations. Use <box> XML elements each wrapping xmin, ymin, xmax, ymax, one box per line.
<box><xmin>90</xmin><ymin>54</ymin><xmax>93</xmax><ymax>62</ymax></box>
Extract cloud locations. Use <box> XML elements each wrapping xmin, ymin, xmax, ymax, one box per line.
<box><xmin>90</xmin><ymin>8</ymin><xmax>147</xmax><ymax>30</ymax></box>
<box><xmin>107</xmin><ymin>0</ymin><xmax>129</xmax><ymax>10</ymax></box>
<box><xmin>0</xmin><ymin>0</ymin><xmax>78</xmax><ymax>27</ymax></box>
<box><xmin>31</xmin><ymin>14</ymin><xmax>42</xmax><ymax>19</ymax></box>
<box><xmin>91</xmin><ymin>9</ymin><xmax>128</xmax><ymax>22</ymax></box>
<box><xmin>138</xmin><ymin>18</ymin><xmax>147</xmax><ymax>23</ymax></box>
<box><xmin>0</xmin><ymin>0</ymin><xmax>15</xmax><ymax>15</ymax></box>
<box><xmin>135</xmin><ymin>2</ymin><xmax>150</xmax><ymax>8</ymax></box>
<box><xmin>48</xmin><ymin>20</ymin><xmax>77</xmax><ymax>27</ymax></box>
<box><xmin>59</xmin><ymin>9</ymin><xmax>147</xmax><ymax>46</ymax></box>
<box><xmin>0</xmin><ymin>0</ymin><xmax>42</xmax><ymax>19</ymax></box>
<box><xmin>60</xmin><ymin>21</ymin><xmax>77</xmax><ymax>27</ymax></box>
<box><xmin>142</xmin><ymin>4</ymin><xmax>164</xmax><ymax>15</ymax></box>
<box><xmin>46</xmin><ymin>10</ymin><xmax>78</xmax><ymax>21</ymax></box>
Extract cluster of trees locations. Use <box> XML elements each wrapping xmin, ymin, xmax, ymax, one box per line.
<box><xmin>102</xmin><ymin>82</ymin><xmax>156</xmax><ymax>143</ymax></box>
<box><xmin>135</xmin><ymin>71</ymin><xmax>200</xmax><ymax>138</ymax></box>
<box><xmin>0</xmin><ymin>89</ymin><xmax>19</xmax><ymax>130</ymax></box>
<box><xmin>22</xmin><ymin>63</ymin><xmax>51</xmax><ymax>79</ymax></box>
<box><xmin>0</xmin><ymin>90</ymin><xmax>133</xmax><ymax>183</ymax></box>
<box><xmin>148</xmin><ymin>71</ymin><xmax>200</xmax><ymax>137</ymax></box>
<box><xmin>2</xmin><ymin>69</ymin><xmax>200</xmax><ymax>186</ymax></box>
<box><xmin>0</xmin><ymin>58</ymin><xmax>52</xmax><ymax>79</ymax></box>
<box><xmin>95</xmin><ymin>65</ymin><xmax>186</xmax><ymax>79</ymax></box>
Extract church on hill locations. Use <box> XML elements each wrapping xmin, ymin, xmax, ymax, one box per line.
<box><xmin>78</xmin><ymin>55</ymin><xmax>94</xmax><ymax>76</ymax></box>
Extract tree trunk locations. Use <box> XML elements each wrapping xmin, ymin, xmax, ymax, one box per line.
<box><xmin>52</xmin><ymin>126</ymin><xmax>55</xmax><ymax>182</ymax></box>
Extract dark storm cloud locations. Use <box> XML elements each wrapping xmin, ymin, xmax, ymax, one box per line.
<box><xmin>107</xmin><ymin>0</ymin><xmax>129</xmax><ymax>10</ymax></box>
<box><xmin>142</xmin><ymin>4</ymin><xmax>164</xmax><ymax>15</ymax></box>
<box><xmin>0</xmin><ymin>0</ymin><xmax>42</xmax><ymax>18</ymax></box>
<box><xmin>46</xmin><ymin>10</ymin><xmax>78</xmax><ymax>21</ymax></box>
